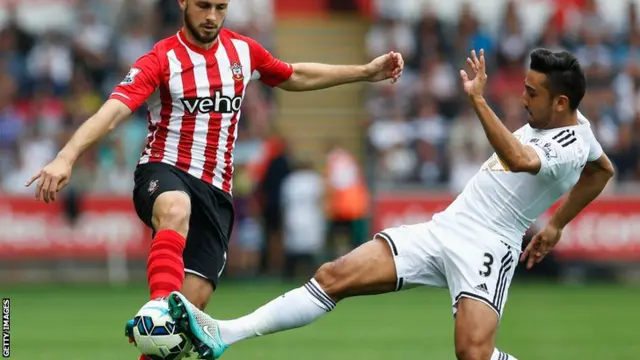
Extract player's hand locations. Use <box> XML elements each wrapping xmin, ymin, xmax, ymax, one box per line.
<box><xmin>460</xmin><ymin>49</ymin><xmax>488</xmax><ymax>97</ymax></box>
<box><xmin>25</xmin><ymin>156</ymin><xmax>73</xmax><ymax>203</ymax></box>
<box><xmin>365</xmin><ymin>51</ymin><xmax>404</xmax><ymax>84</ymax></box>
<box><xmin>520</xmin><ymin>224</ymin><xmax>563</xmax><ymax>270</ymax></box>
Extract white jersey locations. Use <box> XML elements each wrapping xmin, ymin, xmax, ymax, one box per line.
<box><xmin>433</xmin><ymin>111</ymin><xmax>604</xmax><ymax>248</ymax></box>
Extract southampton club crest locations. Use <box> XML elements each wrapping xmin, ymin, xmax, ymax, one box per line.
<box><xmin>148</xmin><ymin>180</ymin><xmax>159</xmax><ymax>194</ymax></box>
<box><xmin>230</xmin><ymin>62</ymin><xmax>244</xmax><ymax>81</ymax></box>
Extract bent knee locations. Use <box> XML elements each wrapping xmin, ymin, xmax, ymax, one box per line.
<box><xmin>455</xmin><ymin>344</ymin><xmax>493</xmax><ymax>360</ymax></box>
<box><xmin>455</xmin><ymin>332</ymin><xmax>494</xmax><ymax>360</ymax></box>
<box><xmin>313</xmin><ymin>261</ymin><xmax>348</xmax><ymax>301</ymax></box>
<box><xmin>152</xmin><ymin>191</ymin><xmax>191</xmax><ymax>236</ymax></box>
<box><xmin>314</xmin><ymin>238</ymin><xmax>398</xmax><ymax>302</ymax></box>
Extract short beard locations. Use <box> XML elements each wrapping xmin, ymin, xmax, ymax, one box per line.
<box><xmin>183</xmin><ymin>5</ymin><xmax>222</xmax><ymax>44</ymax></box>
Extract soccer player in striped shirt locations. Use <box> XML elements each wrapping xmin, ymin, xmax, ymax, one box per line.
<box><xmin>24</xmin><ymin>0</ymin><xmax>403</xmax><ymax>358</ymax></box>
<box><xmin>165</xmin><ymin>49</ymin><xmax>615</xmax><ymax>360</ymax></box>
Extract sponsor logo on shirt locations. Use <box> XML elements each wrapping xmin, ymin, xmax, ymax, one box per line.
<box><xmin>180</xmin><ymin>91</ymin><xmax>243</xmax><ymax>114</ymax></box>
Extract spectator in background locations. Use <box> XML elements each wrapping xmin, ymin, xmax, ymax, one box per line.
<box><xmin>416</xmin><ymin>53</ymin><xmax>458</xmax><ymax>118</ymax></box>
<box><xmin>2</xmin><ymin>142</ymin><xmax>33</xmax><ymax>195</ymax></box>
<box><xmin>448</xmin><ymin>106</ymin><xmax>492</xmax><ymax>162</ymax></box>
<box><xmin>257</xmin><ymin>135</ymin><xmax>291</xmax><ymax>276</ymax></box>
<box><xmin>607</xmin><ymin>135</ymin><xmax>634</xmax><ymax>183</ymax></box>
<box><xmin>564</xmin><ymin>0</ymin><xmax>612</xmax><ymax>45</ymax></box>
<box><xmin>369</xmin><ymin>108</ymin><xmax>415</xmax><ymax>183</ymax></box>
<box><xmin>410</xmin><ymin>9</ymin><xmax>449</xmax><ymax>71</ymax></box>
<box><xmin>72</xmin><ymin>7</ymin><xmax>113</xmax><ymax>86</ymax></box>
<box><xmin>620</xmin><ymin>1</ymin><xmax>639</xmax><ymax>37</ymax></box>
<box><xmin>365</xmin><ymin>15</ymin><xmax>415</xmax><ymax>66</ymax></box>
<box><xmin>575</xmin><ymin>29</ymin><xmax>612</xmax><ymax>82</ymax></box>
<box><xmin>1</xmin><ymin>4</ymin><xmax>34</xmax><ymax>57</ymax></box>
<box><xmin>612</xmin><ymin>57</ymin><xmax>638</xmax><ymax>126</ymax></box>
<box><xmin>0</xmin><ymin>26</ymin><xmax>29</xmax><ymax>98</ymax></box>
<box><xmin>226</xmin><ymin>0</ymin><xmax>274</xmax><ymax>35</ymax></box>
<box><xmin>3</xmin><ymin>119</ymin><xmax>57</xmax><ymax>195</ymax></box>
<box><xmin>448</xmin><ymin>140</ymin><xmax>484</xmax><ymax>195</ymax></box>
<box><xmin>447</xmin><ymin>108</ymin><xmax>492</xmax><ymax>195</ymax></box>
<box><xmin>93</xmin><ymin>138</ymin><xmax>134</xmax><ymax>195</ymax></box>
<box><xmin>26</xmin><ymin>31</ymin><xmax>73</xmax><ymax>96</ymax></box>
<box><xmin>496</xmin><ymin>0</ymin><xmax>529</xmax><ymax>65</ymax></box>
<box><xmin>536</xmin><ymin>18</ymin><xmax>568</xmax><ymax>53</ymax></box>
<box><xmin>415</xmin><ymin>139</ymin><xmax>443</xmax><ymax>185</ymax></box>
<box><xmin>412</xmin><ymin>97</ymin><xmax>447</xmax><ymax>184</ymax></box>
<box><xmin>65</xmin><ymin>69</ymin><xmax>103</xmax><ymax>130</ymax></box>
<box><xmin>227</xmin><ymin>165</ymin><xmax>264</xmax><ymax>278</ymax></box>
<box><xmin>490</xmin><ymin>1</ymin><xmax>528</xmax><ymax>106</ymax></box>
<box><xmin>115</xmin><ymin>18</ymin><xmax>155</xmax><ymax>76</ymax></box>
<box><xmin>281</xmin><ymin>158</ymin><xmax>325</xmax><ymax>280</ymax></box>
<box><xmin>325</xmin><ymin>141</ymin><xmax>369</xmax><ymax>255</ymax></box>
<box><xmin>453</xmin><ymin>4</ymin><xmax>493</xmax><ymax>63</ymax></box>
<box><xmin>487</xmin><ymin>52</ymin><xmax>525</xmax><ymax>112</ymax></box>
<box><xmin>365</xmin><ymin>81</ymin><xmax>411</xmax><ymax>122</ymax></box>
<box><xmin>0</xmin><ymin>75</ymin><xmax>23</xmax><ymax>184</ymax></box>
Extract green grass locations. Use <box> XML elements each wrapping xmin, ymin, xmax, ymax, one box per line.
<box><xmin>4</xmin><ymin>282</ymin><xmax>640</xmax><ymax>359</ymax></box>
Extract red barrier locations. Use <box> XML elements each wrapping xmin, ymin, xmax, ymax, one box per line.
<box><xmin>0</xmin><ymin>195</ymin><xmax>151</xmax><ymax>259</ymax></box>
<box><xmin>373</xmin><ymin>193</ymin><xmax>640</xmax><ymax>262</ymax></box>
<box><xmin>2</xmin><ymin>193</ymin><xmax>640</xmax><ymax>262</ymax></box>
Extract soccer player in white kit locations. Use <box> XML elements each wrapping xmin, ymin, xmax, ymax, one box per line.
<box><xmin>166</xmin><ymin>48</ymin><xmax>616</xmax><ymax>360</ymax></box>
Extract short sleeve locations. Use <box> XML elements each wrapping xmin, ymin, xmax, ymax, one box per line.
<box><xmin>585</xmin><ymin>129</ymin><xmax>604</xmax><ymax>162</ymax></box>
<box><xmin>109</xmin><ymin>50</ymin><xmax>163</xmax><ymax>112</ymax></box>
<box><xmin>248</xmin><ymin>39</ymin><xmax>293</xmax><ymax>87</ymax></box>
<box><xmin>529</xmin><ymin>130</ymin><xmax>584</xmax><ymax>180</ymax></box>
<box><xmin>576</xmin><ymin>110</ymin><xmax>604</xmax><ymax>161</ymax></box>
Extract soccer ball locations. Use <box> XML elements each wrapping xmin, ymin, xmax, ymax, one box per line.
<box><xmin>132</xmin><ymin>299</ymin><xmax>193</xmax><ymax>360</ymax></box>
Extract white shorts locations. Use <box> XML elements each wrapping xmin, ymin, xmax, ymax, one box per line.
<box><xmin>375</xmin><ymin>221</ymin><xmax>520</xmax><ymax>318</ymax></box>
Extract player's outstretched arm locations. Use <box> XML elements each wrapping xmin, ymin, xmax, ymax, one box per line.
<box><xmin>277</xmin><ymin>51</ymin><xmax>404</xmax><ymax>91</ymax></box>
<box><xmin>460</xmin><ymin>49</ymin><xmax>539</xmax><ymax>173</ymax></box>
<box><xmin>57</xmin><ymin>99</ymin><xmax>132</xmax><ymax>165</ymax></box>
<box><xmin>521</xmin><ymin>153</ymin><xmax>615</xmax><ymax>268</ymax></box>
<box><xmin>25</xmin><ymin>99</ymin><xmax>132</xmax><ymax>203</ymax></box>
<box><xmin>468</xmin><ymin>95</ymin><xmax>541</xmax><ymax>173</ymax></box>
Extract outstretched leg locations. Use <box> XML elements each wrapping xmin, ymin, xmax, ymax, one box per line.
<box><xmin>221</xmin><ymin>236</ymin><xmax>398</xmax><ymax>339</ymax></box>
<box><xmin>169</xmin><ymin>236</ymin><xmax>399</xmax><ymax>358</ymax></box>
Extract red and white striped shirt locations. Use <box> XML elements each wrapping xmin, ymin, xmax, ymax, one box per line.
<box><xmin>109</xmin><ymin>29</ymin><xmax>293</xmax><ymax>194</ymax></box>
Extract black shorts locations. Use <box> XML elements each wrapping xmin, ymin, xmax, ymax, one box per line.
<box><xmin>132</xmin><ymin>162</ymin><xmax>234</xmax><ymax>287</ymax></box>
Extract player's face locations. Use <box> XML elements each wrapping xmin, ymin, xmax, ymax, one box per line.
<box><xmin>181</xmin><ymin>0</ymin><xmax>229</xmax><ymax>44</ymax></box>
<box><xmin>522</xmin><ymin>70</ymin><xmax>556</xmax><ymax>129</ymax></box>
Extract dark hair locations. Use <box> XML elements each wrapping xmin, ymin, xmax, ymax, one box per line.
<box><xmin>529</xmin><ymin>49</ymin><xmax>586</xmax><ymax>110</ymax></box>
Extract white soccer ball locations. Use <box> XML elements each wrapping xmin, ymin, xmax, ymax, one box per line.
<box><xmin>132</xmin><ymin>299</ymin><xmax>193</xmax><ymax>360</ymax></box>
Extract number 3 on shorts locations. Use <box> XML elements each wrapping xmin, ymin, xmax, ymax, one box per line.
<box><xmin>479</xmin><ymin>252</ymin><xmax>494</xmax><ymax>277</ymax></box>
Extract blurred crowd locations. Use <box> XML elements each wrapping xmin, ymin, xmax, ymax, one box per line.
<box><xmin>365</xmin><ymin>0</ymin><xmax>640</xmax><ymax>193</ymax></box>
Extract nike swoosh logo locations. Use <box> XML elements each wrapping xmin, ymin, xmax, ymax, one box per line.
<box><xmin>203</xmin><ymin>325</ymin><xmax>215</xmax><ymax>340</ymax></box>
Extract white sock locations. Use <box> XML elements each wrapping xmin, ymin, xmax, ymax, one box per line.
<box><xmin>491</xmin><ymin>348</ymin><xmax>518</xmax><ymax>360</ymax></box>
<box><xmin>218</xmin><ymin>278</ymin><xmax>335</xmax><ymax>345</ymax></box>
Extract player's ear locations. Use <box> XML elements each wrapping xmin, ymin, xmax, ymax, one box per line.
<box><xmin>554</xmin><ymin>95</ymin><xmax>570</xmax><ymax>112</ymax></box>
<box><xmin>177</xmin><ymin>0</ymin><xmax>187</xmax><ymax>10</ymax></box>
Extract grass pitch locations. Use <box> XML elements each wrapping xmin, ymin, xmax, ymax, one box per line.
<box><xmin>4</xmin><ymin>281</ymin><xmax>639</xmax><ymax>359</ymax></box>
